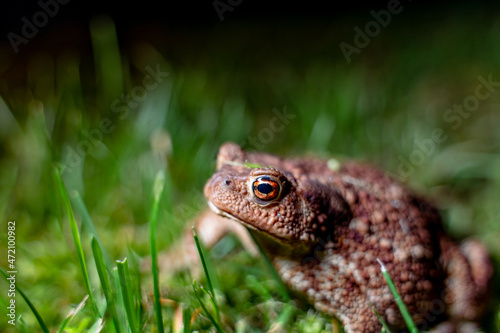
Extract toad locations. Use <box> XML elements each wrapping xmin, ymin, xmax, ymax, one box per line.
<box><xmin>201</xmin><ymin>142</ymin><xmax>493</xmax><ymax>333</ymax></box>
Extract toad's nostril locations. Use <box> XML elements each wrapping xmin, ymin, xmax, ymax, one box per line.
<box><xmin>224</xmin><ymin>179</ymin><xmax>231</xmax><ymax>186</ymax></box>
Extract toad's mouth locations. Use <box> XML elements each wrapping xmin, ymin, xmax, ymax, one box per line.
<box><xmin>207</xmin><ymin>200</ymin><xmax>288</xmax><ymax>243</ymax></box>
<box><xmin>207</xmin><ymin>200</ymin><xmax>262</xmax><ymax>232</ymax></box>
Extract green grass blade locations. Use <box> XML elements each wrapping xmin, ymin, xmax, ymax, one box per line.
<box><xmin>370</xmin><ymin>303</ymin><xmax>391</xmax><ymax>333</ymax></box>
<box><xmin>195</xmin><ymin>226</ymin><xmax>221</xmax><ymax>292</ymax></box>
<box><xmin>111</xmin><ymin>267</ymin><xmax>129</xmax><ymax>332</ymax></box>
<box><xmin>117</xmin><ymin>258</ymin><xmax>138</xmax><ymax>333</ymax></box>
<box><xmin>72</xmin><ymin>190</ymin><xmax>114</xmax><ymax>270</ymax></box>
<box><xmin>245</xmin><ymin>274</ymin><xmax>272</xmax><ymax>300</ymax></box>
<box><xmin>377</xmin><ymin>259</ymin><xmax>419</xmax><ymax>333</ymax></box>
<box><xmin>53</xmin><ymin>166</ymin><xmax>100</xmax><ymax>317</ymax></box>
<box><xmin>248</xmin><ymin>230</ymin><xmax>291</xmax><ymax>302</ymax></box>
<box><xmin>91</xmin><ymin>237</ymin><xmax>122</xmax><ymax>333</ymax></box>
<box><xmin>17</xmin><ymin>315</ymin><xmax>31</xmax><ymax>333</ymax></box>
<box><xmin>192</xmin><ymin>227</ymin><xmax>220</xmax><ymax>323</ymax></box>
<box><xmin>57</xmin><ymin>295</ymin><xmax>88</xmax><ymax>333</ymax></box>
<box><xmin>199</xmin><ymin>284</ymin><xmax>221</xmax><ymax>325</ymax></box>
<box><xmin>192</xmin><ymin>280</ymin><xmax>224</xmax><ymax>333</ymax></box>
<box><xmin>87</xmin><ymin>317</ymin><xmax>105</xmax><ymax>333</ymax></box>
<box><xmin>150</xmin><ymin>170</ymin><xmax>165</xmax><ymax>333</ymax></box>
<box><xmin>0</xmin><ymin>267</ymin><xmax>49</xmax><ymax>333</ymax></box>
<box><xmin>128</xmin><ymin>249</ymin><xmax>143</xmax><ymax>326</ymax></box>
<box><xmin>182</xmin><ymin>305</ymin><xmax>191</xmax><ymax>333</ymax></box>
<box><xmin>269</xmin><ymin>303</ymin><xmax>295</xmax><ymax>332</ymax></box>
<box><xmin>89</xmin><ymin>15</ymin><xmax>123</xmax><ymax>103</ymax></box>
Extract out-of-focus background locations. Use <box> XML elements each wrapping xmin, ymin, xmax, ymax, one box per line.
<box><xmin>1</xmin><ymin>1</ymin><xmax>500</xmax><ymax>332</ymax></box>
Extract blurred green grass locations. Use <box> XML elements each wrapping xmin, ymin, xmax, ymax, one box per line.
<box><xmin>0</xmin><ymin>8</ymin><xmax>500</xmax><ymax>332</ymax></box>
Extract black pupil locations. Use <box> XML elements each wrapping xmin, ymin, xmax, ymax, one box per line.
<box><xmin>257</xmin><ymin>182</ymin><xmax>274</xmax><ymax>194</ymax></box>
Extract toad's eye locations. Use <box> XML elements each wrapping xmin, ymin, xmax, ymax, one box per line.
<box><xmin>252</xmin><ymin>176</ymin><xmax>280</xmax><ymax>201</ymax></box>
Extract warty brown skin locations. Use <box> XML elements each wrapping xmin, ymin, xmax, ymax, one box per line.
<box><xmin>203</xmin><ymin>142</ymin><xmax>493</xmax><ymax>333</ymax></box>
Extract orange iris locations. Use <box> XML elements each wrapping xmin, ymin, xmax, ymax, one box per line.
<box><xmin>252</xmin><ymin>177</ymin><xmax>280</xmax><ymax>201</ymax></box>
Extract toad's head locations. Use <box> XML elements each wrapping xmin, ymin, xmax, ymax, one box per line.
<box><xmin>204</xmin><ymin>142</ymin><xmax>350</xmax><ymax>247</ymax></box>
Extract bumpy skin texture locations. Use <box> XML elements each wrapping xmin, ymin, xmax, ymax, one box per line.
<box><xmin>204</xmin><ymin>142</ymin><xmax>493</xmax><ymax>333</ymax></box>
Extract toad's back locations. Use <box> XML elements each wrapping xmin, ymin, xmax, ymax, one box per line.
<box><xmin>262</xmin><ymin>158</ymin><xmax>446</xmax><ymax>331</ymax></box>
